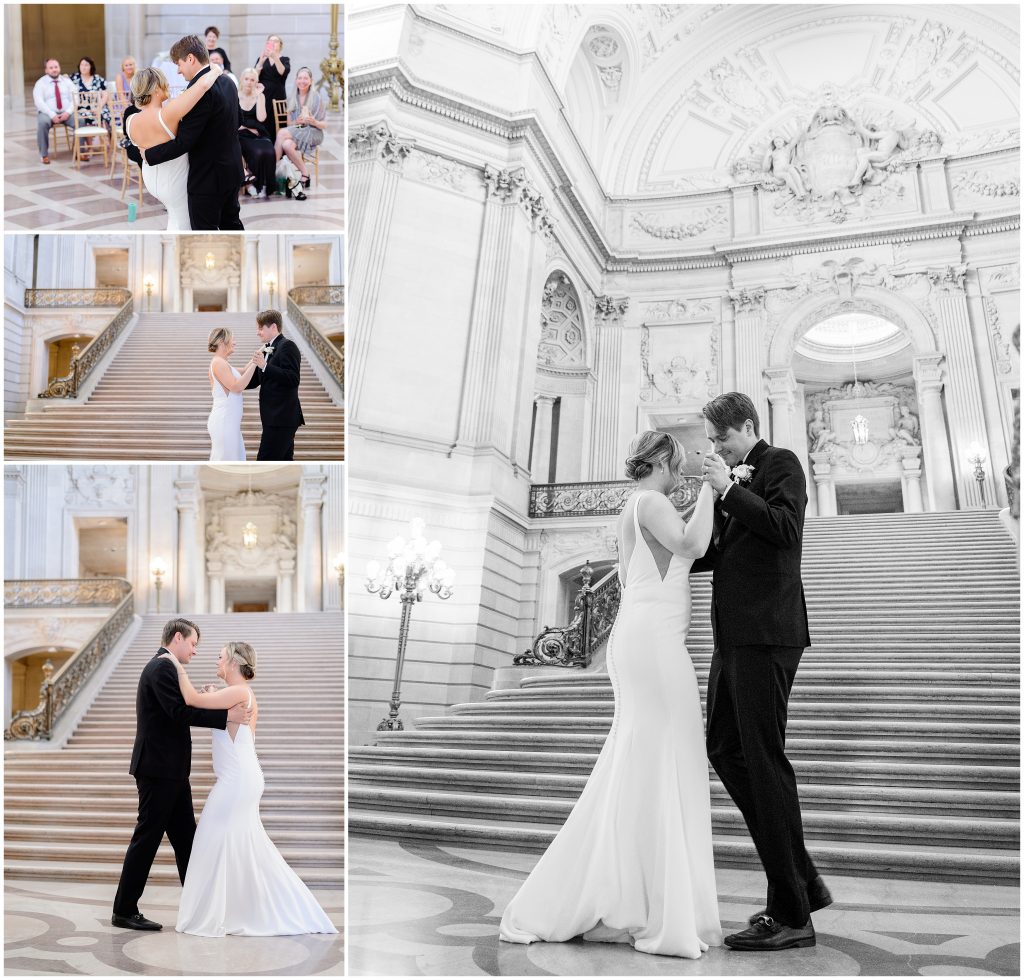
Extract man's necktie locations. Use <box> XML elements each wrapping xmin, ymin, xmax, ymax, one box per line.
<box><xmin>54</xmin><ymin>80</ymin><xmax>63</xmax><ymax>111</ymax></box>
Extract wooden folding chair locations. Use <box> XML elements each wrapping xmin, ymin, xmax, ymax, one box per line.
<box><xmin>71</xmin><ymin>91</ymin><xmax>110</xmax><ymax>169</ymax></box>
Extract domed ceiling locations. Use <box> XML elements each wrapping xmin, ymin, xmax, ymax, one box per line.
<box><xmin>444</xmin><ymin>4</ymin><xmax>1020</xmax><ymax>195</ymax></box>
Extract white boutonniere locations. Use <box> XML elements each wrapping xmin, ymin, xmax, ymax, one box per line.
<box><xmin>260</xmin><ymin>343</ymin><xmax>275</xmax><ymax>358</ymax></box>
<box><xmin>731</xmin><ymin>463</ymin><xmax>755</xmax><ymax>483</ymax></box>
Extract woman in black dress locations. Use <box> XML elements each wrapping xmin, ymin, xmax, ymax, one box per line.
<box><xmin>237</xmin><ymin>69</ymin><xmax>276</xmax><ymax>197</ymax></box>
<box><xmin>254</xmin><ymin>34</ymin><xmax>289</xmax><ymax>141</ymax></box>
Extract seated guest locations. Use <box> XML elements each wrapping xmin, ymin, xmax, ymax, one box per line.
<box><xmin>205</xmin><ymin>25</ymin><xmax>232</xmax><ymax>73</ymax></box>
<box><xmin>33</xmin><ymin>58</ymin><xmax>76</xmax><ymax>164</ymax></box>
<box><xmin>70</xmin><ymin>57</ymin><xmax>110</xmax><ymax>126</ymax></box>
<box><xmin>210</xmin><ymin>51</ymin><xmax>237</xmax><ymax>88</ymax></box>
<box><xmin>237</xmin><ymin>69</ymin><xmax>276</xmax><ymax>197</ymax></box>
<box><xmin>113</xmin><ymin>56</ymin><xmax>137</xmax><ymax>101</ymax></box>
<box><xmin>274</xmin><ymin>67</ymin><xmax>325</xmax><ymax>190</ymax></box>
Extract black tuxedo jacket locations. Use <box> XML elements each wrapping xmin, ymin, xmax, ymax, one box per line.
<box><xmin>143</xmin><ymin>66</ymin><xmax>243</xmax><ymax>197</ymax></box>
<box><xmin>244</xmin><ymin>334</ymin><xmax>306</xmax><ymax>430</ymax></box>
<box><xmin>122</xmin><ymin>103</ymin><xmax>144</xmax><ymax>167</ymax></box>
<box><xmin>690</xmin><ymin>439</ymin><xmax>812</xmax><ymax>649</ymax></box>
<box><xmin>129</xmin><ymin>649</ymin><xmax>227</xmax><ymax>780</ymax></box>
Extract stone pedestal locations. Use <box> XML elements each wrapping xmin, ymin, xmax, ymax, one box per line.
<box><xmin>899</xmin><ymin>448</ymin><xmax>925</xmax><ymax>513</ymax></box>
<box><xmin>810</xmin><ymin>452</ymin><xmax>837</xmax><ymax>516</ymax></box>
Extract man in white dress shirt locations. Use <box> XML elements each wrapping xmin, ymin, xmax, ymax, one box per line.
<box><xmin>33</xmin><ymin>58</ymin><xmax>76</xmax><ymax>164</ymax></box>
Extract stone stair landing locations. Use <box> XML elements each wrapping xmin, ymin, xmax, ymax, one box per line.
<box><xmin>4</xmin><ymin>612</ymin><xmax>344</xmax><ymax>887</ymax></box>
<box><xmin>5</xmin><ymin>313</ymin><xmax>344</xmax><ymax>460</ymax></box>
<box><xmin>350</xmin><ymin>511</ymin><xmax>1020</xmax><ymax>882</ymax></box>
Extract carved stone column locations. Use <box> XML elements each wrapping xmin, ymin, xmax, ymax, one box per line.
<box><xmin>927</xmin><ymin>266</ymin><xmax>995</xmax><ymax>508</ymax></box>
<box><xmin>531</xmin><ymin>394</ymin><xmax>557</xmax><ymax>483</ymax></box>
<box><xmin>348</xmin><ymin>123</ymin><xmax>413</xmax><ymax>416</ymax></box>
<box><xmin>299</xmin><ymin>475</ymin><xmax>326</xmax><ymax>612</ymax></box>
<box><xmin>175</xmin><ymin>476</ymin><xmax>201</xmax><ymax>613</ymax></box>
<box><xmin>913</xmin><ymin>353</ymin><xmax>957</xmax><ymax>512</ymax></box>
<box><xmin>456</xmin><ymin>165</ymin><xmax>552</xmax><ymax>458</ymax></box>
<box><xmin>244</xmin><ymin>238</ymin><xmax>260</xmax><ymax>311</ymax></box>
<box><xmin>182</xmin><ymin>281</ymin><xmax>194</xmax><ymax>314</ymax></box>
<box><xmin>227</xmin><ymin>275</ymin><xmax>240</xmax><ymax>313</ymax></box>
<box><xmin>764</xmin><ymin>366</ymin><xmax>798</xmax><ymax>452</ymax></box>
<box><xmin>160</xmin><ymin>235</ymin><xmax>176</xmax><ymax>312</ymax></box>
<box><xmin>278</xmin><ymin>557</ymin><xmax>295</xmax><ymax>613</ymax></box>
<box><xmin>900</xmin><ymin>448</ymin><xmax>925</xmax><ymax>513</ymax></box>
<box><xmin>588</xmin><ymin>296</ymin><xmax>629</xmax><ymax>481</ymax></box>
<box><xmin>729</xmin><ymin>287</ymin><xmax>768</xmax><ymax>425</ymax></box>
<box><xmin>810</xmin><ymin>452</ymin><xmax>837</xmax><ymax>516</ymax></box>
<box><xmin>207</xmin><ymin>559</ymin><xmax>225</xmax><ymax>614</ymax></box>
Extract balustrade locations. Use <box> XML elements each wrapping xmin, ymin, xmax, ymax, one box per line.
<box><xmin>287</xmin><ymin>286</ymin><xmax>345</xmax><ymax>391</ymax></box>
<box><xmin>5</xmin><ymin>579</ymin><xmax>134</xmax><ymax>740</ymax></box>
<box><xmin>529</xmin><ymin>477</ymin><xmax>702</xmax><ymax>519</ymax></box>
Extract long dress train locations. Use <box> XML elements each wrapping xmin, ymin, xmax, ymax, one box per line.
<box><xmin>500</xmin><ymin>489</ymin><xmax>722</xmax><ymax>958</ymax></box>
<box><xmin>176</xmin><ymin>699</ymin><xmax>337</xmax><ymax>937</ymax></box>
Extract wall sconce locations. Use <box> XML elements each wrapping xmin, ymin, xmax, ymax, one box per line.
<box><xmin>967</xmin><ymin>443</ymin><xmax>988</xmax><ymax>505</ymax></box>
<box><xmin>265</xmin><ymin>275</ymin><xmax>276</xmax><ymax>306</ymax></box>
<box><xmin>332</xmin><ymin>551</ymin><xmax>345</xmax><ymax>602</ymax></box>
<box><xmin>150</xmin><ymin>557</ymin><xmax>168</xmax><ymax>612</ymax></box>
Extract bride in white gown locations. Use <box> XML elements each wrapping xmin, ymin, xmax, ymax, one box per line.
<box><xmin>500</xmin><ymin>430</ymin><xmax>723</xmax><ymax>959</ymax></box>
<box><xmin>125</xmin><ymin>64</ymin><xmax>223</xmax><ymax>229</ymax></box>
<box><xmin>159</xmin><ymin>642</ymin><xmax>337</xmax><ymax>937</ymax></box>
<box><xmin>207</xmin><ymin>327</ymin><xmax>257</xmax><ymax>461</ymax></box>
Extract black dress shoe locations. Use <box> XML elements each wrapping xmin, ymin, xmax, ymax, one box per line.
<box><xmin>111</xmin><ymin>912</ymin><xmax>162</xmax><ymax>931</ymax></box>
<box><xmin>749</xmin><ymin>875</ymin><xmax>832</xmax><ymax>925</ymax></box>
<box><xmin>726</xmin><ymin>915</ymin><xmax>815</xmax><ymax>951</ymax></box>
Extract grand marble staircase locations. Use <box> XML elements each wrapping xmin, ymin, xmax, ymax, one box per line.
<box><xmin>4</xmin><ymin>313</ymin><xmax>344</xmax><ymax>460</ymax></box>
<box><xmin>350</xmin><ymin>510</ymin><xmax>1020</xmax><ymax>881</ymax></box>
<box><xmin>5</xmin><ymin>612</ymin><xmax>344</xmax><ymax>887</ymax></box>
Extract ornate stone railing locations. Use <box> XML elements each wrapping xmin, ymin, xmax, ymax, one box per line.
<box><xmin>5</xmin><ymin>578</ymin><xmax>134</xmax><ymax>741</ymax></box>
<box><xmin>515</xmin><ymin>561</ymin><xmax>620</xmax><ymax>668</ymax></box>
<box><xmin>287</xmin><ymin>285</ymin><xmax>344</xmax><ymax>390</ymax></box>
<box><xmin>32</xmin><ymin>289</ymin><xmax>134</xmax><ymax>399</ymax></box>
<box><xmin>529</xmin><ymin>477</ymin><xmax>702</xmax><ymax>519</ymax></box>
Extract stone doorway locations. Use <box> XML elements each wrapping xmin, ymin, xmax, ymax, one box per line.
<box><xmin>836</xmin><ymin>481</ymin><xmax>905</xmax><ymax>515</ymax></box>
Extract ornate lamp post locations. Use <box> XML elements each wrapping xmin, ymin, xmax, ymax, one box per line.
<box><xmin>150</xmin><ymin>557</ymin><xmax>168</xmax><ymax>612</ymax></box>
<box><xmin>318</xmin><ymin>3</ymin><xmax>345</xmax><ymax>111</ymax></box>
<box><xmin>143</xmin><ymin>274</ymin><xmax>156</xmax><ymax>312</ymax></box>
<box><xmin>365</xmin><ymin>518</ymin><xmax>454</xmax><ymax>731</ymax></box>
<box><xmin>332</xmin><ymin>552</ymin><xmax>345</xmax><ymax>605</ymax></box>
<box><xmin>967</xmin><ymin>443</ymin><xmax>988</xmax><ymax>506</ymax></box>
<box><xmin>265</xmin><ymin>275</ymin><xmax>276</xmax><ymax>307</ymax></box>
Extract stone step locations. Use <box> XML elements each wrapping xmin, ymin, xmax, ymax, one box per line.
<box><xmin>349</xmin><ymin>814</ymin><xmax>1018</xmax><ymax>881</ymax></box>
<box><xmin>349</xmin><ymin>745</ymin><xmax>1019</xmax><ymax>789</ymax></box>
<box><xmin>6</xmin><ymin>806</ymin><xmax>343</xmax><ymax>828</ymax></box>
<box><xmin>4</xmin><ymin>839</ymin><xmax>344</xmax><ymax>866</ymax></box>
<box><xmin>5</xmin><ymin>823</ymin><xmax>345</xmax><ymax>846</ymax></box>
<box><xmin>3</xmin><ymin>858</ymin><xmax>343</xmax><ymax>887</ymax></box>
<box><xmin>350</xmin><ymin>786</ymin><xmax>1019</xmax><ymax>848</ymax></box>
<box><xmin>347</xmin><ymin>764</ymin><xmax>1020</xmax><ymax>817</ymax></box>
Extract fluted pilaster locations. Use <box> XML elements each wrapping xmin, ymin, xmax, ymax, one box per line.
<box><xmin>729</xmin><ymin>287</ymin><xmax>768</xmax><ymax>425</ymax></box>
<box><xmin>174</xmin><ymin>476</ymin><xmax>201</xmax><ymax>614</ymax></box>
<box><xmin>913</xmin><ymin>353</ymin><xmax>957</xmax><ymax>512</ymax></box>
<box><xmin>589</xmin><ymin>296</ymin><xmax>629</xmax><ymax>480</ymax></box>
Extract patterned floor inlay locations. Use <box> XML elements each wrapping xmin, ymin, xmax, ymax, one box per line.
<box><xmin>4</xmin><ymin>880</ymin><xmax>343</xmax><ymax>976</ymax></box>
<box><xmin>5</xmin><ymin>106</ymin><xmax>344</xmax><ymax>231</ymax></box>
<box><xmin>348</xmin><ymin>837</ymin><xmax>1020</xmax><ymax>976</ymax></box>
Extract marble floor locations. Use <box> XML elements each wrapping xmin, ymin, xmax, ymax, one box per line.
<box><xmin>349</xmin><ymin>837</ymin><xmax>1020</xmax><ymax>976</ymax></box>
<box><xmin>4</xmin><ymin>879</ymin><xmax>343</xmax><ymax>975</ymax></box>
<box><xmin>5</xmin><ymin>104</ymin><xmax>344</xmax><ymax>231</ymax></box>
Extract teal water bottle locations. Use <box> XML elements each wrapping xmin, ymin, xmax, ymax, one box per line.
<box><xmin>127</xmin><ymin>201</ymin><xmax>137</xmax><ymax>222</ymax></box>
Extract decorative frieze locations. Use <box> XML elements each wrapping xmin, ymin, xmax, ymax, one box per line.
<box><xmin>405</xmin><ymin>150</ymin><xmax>470</xmax><ymax>192</ymax></box>
<box><xmin>630</xmin><ymin>205</ymin><xmax>728</xmax><ymax>241</ymax></box>
<box><xmin>982</xmin><ymin>297</ymin><xmax>1014</xmax><ymax>375</ymax></box>
<box><xmin>642</xmin><ymin>298</ymin><xmax>716</xmax><ymax>321</ymax></box>
<box><xmin>348</xmin><ymin>122</ymin><xmax>413</xmax><ymax>169</ymax></box>
<box><xmin>530</xmin><ymin>478</ymin><xmax>702</xmax><ymax>519</ymax></box>
<box><xmin>65</xmin><ymin>466</ymin><xmax>137</xmax><ymax>507</ymax></box>
<box><xmin>593</xmin><ymin>294</ymin><xmax>629</xmax><ymax>321</ymax></box>
<box><xmin>951</xmin><ymin>169</ymin><xmax>1020</xmax><ymax>199</ymax></box>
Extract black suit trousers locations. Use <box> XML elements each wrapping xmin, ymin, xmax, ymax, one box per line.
<box><xmin>112</xmin><ymin>777</ymin><xmax>197</xmax><ymax>915</ymax></box>
<box><xmin>188</xmin><ymin>189</ymin><xmax>244</xmax><ymax>231</ymax></box>
<box><xmin>257</xmin><ymin>425</ymin><xmax>298</xmax><ymax>461</ymax></box>
<box><xmin>705</xmin><ymin>643</ymin><xmax>817</xmax><ymax>927</ymax></box>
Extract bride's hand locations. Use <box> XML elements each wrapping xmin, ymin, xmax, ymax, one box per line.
<box><xmin>158</xmin><ymin>651</ymin><xmax>179</xmax><ymax>666</ymax></box>
<box><xmin>205</xmin><ymin>63</ymin><xmax>224</xmax><ymax>84</ymax></box>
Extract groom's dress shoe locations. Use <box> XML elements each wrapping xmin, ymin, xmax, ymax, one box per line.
<box><xmin>111</xmin><ymin>912</ymin><xmax>162</xmax><ymax>931</ymax></box>
<box><xmin>726</xmin><ymin>915</ymin><xmax>815</xmax><ymax>951</ymax></box>
<box><xmin>748</xmin><ymin>875</ymin><xmax>832</xmax><ymax>925</ymax></box>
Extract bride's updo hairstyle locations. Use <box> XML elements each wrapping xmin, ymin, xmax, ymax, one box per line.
<box><xmin>624</xmin><ymin>430</ymin><xmax>684</xmax><ymax>481</ymax></box>
<box><xmin>226</xmin><ymin>641</ymin><xmax>256</xmax><ymax>680</ymax></box>
<box><xmin>207</xmin><ymin>326</ymin><xmax>232</xmax><ymax>353</ymax></box>
<box><xmin>131</xmin><ymin>67</ymin><xmax>170</xmax><ymax>107</ymax></box>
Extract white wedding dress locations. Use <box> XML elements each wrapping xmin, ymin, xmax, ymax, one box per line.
<box><xmin>500</xmin><ymin>489</ymin><xmax>722</xmax><ymax>958</ymax></box>
<box><xmin>207</xmin><ymin>364</ymin><xmax>246</xmax><ymax>461</ymax></box>
<box><xmin>125</xmin><ymin>108</ymin><xmax>190</xmax><ymax>230</ymax></box>
<box><xmin>176</xmin><ymin>695</ymin><xmax>337</xmax><ymax>937</ymax></box>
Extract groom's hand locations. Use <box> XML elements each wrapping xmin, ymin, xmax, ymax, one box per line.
<box><xmin>227</xmin><ymin>701</ymin><xmax>253</xmax><ymax>725</ymax></box>
<box><xmin>702</xmin><ymin>452</ymin><xmax>732</xmax><ymax>494</ymax></box>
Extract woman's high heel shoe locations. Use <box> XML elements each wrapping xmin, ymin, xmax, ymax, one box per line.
<box><xmin>300</xmin><ymin>174</ymin><xmax>311</xmax><ymax>188</ymax></box>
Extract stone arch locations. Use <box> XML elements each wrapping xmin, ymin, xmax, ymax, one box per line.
<box><xmin>767</xmin><ymin>286</ymin><xmax>939</xmax><ymax>368</ymax></box>
<box><xmin>539</xmin><ymin>270</ymin><xmax>588</xmax><ymax>371</ymax></box>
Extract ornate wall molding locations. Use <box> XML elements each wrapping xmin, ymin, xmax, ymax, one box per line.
<box><xmin>348</xmin><ymin>120</ymin><xmax>413</xmax><ymax>169</ymax></box>
<box><xmin>405</xmin><ymin>149</ymin><xmax>471</xmax><ymax>193</ymax></box>
<box><xmin>65</xmin><ymin>466</ymin><xmax>137</xmax><ymax>507</ymax></box>
<box><xmin>729</xmin><ymin>287</ymin><xmax>766</xmax><ymax>312</ymax></box>
<box><xmin>483</xmin><ymin>164</ymin><xmax>555</xmax><ymax>233</ymax></box>
<box><xmin>530</xmin><ymin>478</ymin><xmax>702</xmax><ymax>519</ymax></box>
<box><xmin>926</xmin><ymin>264</ymin><xmax>968</xmax><ymax>293</ymax></box>
<box><xmin>630</xmin><ymin>205</ymin><xmax>727</xmax><ymax>240</ymax></box>
<box><xmin>593</xmin><ymin>294</ymin><xmax>629</xmax><ymax>321</ymax></box>
<box><xmin>539</xmin><ymin>274</ymin><xmax>587</xmax><ymax>369</ymax></box>
<box><xmin>982</xmin><ymin>297</ymin><xmax>1014</xmax><ymax>375</ymax></box>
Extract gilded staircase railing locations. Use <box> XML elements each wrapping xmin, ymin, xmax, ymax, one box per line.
<box><xmin>518</xmin><ymin>477</ymin><xmax>703</xmax><ymax>667</ymax></box>
<box><xmin>287</xmin><ymin>285</ymin><xmax>344</xmax><ymax>391</ymax></box>
<box><xmin>4</xmin><ymin>578</ymin><xmax>134</xmax><ymax>740</ymax></box>
<box><xmin>30</xmin><ymin>288</ymin><xmax>134</xmax><ymax>399</ymax></box>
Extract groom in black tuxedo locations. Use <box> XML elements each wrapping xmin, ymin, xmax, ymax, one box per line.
<box><xmin>690</xmin><ymin>391</ymin><xmax>830</xmax><ymax>951</ymax></box>
<box><xmin>112</xmin><ymin>619</ymin><xmax>250</xmax><ymax>930</ymax></box>
<box><xmin>143</xmin><ymin>34</ymin><xmax>244</xmax><ymax>231</ymax></box>
<box><xmin>245</xmin><ymin>309</ymin><xmax>306</xmax><ymax>460</ymax></box>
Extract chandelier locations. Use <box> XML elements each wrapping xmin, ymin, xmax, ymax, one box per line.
<box><xmin>205</xmin><ymin>251</ymin><xmax>215</xmax><ymax>271</ymax></box>
<box><xmin>848</xmin><ymin>317</ymin><xmax>868</xmax><ymax>442</ymax></box>
<box><xmin>242</xmin><ymin>521</ymin><xmax>258</xmax><ymax>549</ymax></box>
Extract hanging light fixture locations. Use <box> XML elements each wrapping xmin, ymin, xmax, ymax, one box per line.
<box><xmin>205</xmin><ymin>251</ymin><xmax>216</xmax><ymax>271</ymax></box>
<box><xmin>241</xmin><ymin>472</ymin><xmax>258</xmax><ymax>548</ymax></box>
<box><xmin>848</xmin><ymin>317</ymin><xmax>869</xmax><ymax>444</ymax></box>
